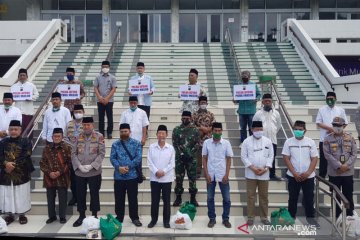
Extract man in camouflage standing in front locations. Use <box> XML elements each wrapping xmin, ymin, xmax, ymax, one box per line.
<box><xmin>172</xmin><ymin>111</ymin><xmax>201</xmax><ymax>207</ymax></box>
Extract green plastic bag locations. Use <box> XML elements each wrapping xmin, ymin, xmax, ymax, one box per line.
<box><xmin>179</xmin><ymin>201</ymin><xmax>197</xmax><ymax>221</ymax></box>
<box><xmin>271</xmin><ymin>207</ymin><xmax>295</xmax><ymax>226</ymax></box>
<box><xmin>100</xmin><ymin>214</ymin><xmax>122</xmax><ymax>240</ymax></box>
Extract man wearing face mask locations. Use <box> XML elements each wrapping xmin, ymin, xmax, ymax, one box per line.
<box><xmin>94</xmin><ymin>60</ymin><xmax>117</xmax><ymax>139</ymax></box>
<box><xmin>65</xmin><ymin>104</ymin><xmax>85</xmax><ymax>206</ymax></box>
<box><xmin>323</xmin><ymin>117</ymin><xmax>356</xmax><ymax>218</ymax></box>
<box><xmin>60</xmin><ymin>67</ymin><xmax>85</xmax><ymax>114</ymax></box>
<box><xmin>316</xmin><ymin>92</ymin><xmax>348</xmax><ymax>178</ymax></box>
<box><xmin>172</xmin><ymin>111</ymin><xmax>201</xmax><ymax>207</ymax></box>
<box><xmin>234</xmin><ymin>70</ymin><xmax>261</xmax><ymax>148</ymax></box>
<box><xmin>282</xmin><ymin>120</ymin><xmax>320</xmax><ymax>228</ymax></box>
<box><xmin>253</xmin><ymin>94</ymin><xmax>282</xmax><ymax>181</ymax></box>
<box><xmin>42</xmin><ymin>92</ymin><xmax>72</xmax><ymax>144</ymax></box>
<box><xmin>192</xmin><ymin>96</ymin><xmax>216</xmax><ymax>178</ymax></box>
<box><xmin>71</xmin><ymin>117</ymin><xmax>105</xmax><ymax>227</ymax></box>
<box><xmin>12</xmin><ymin>68</ymin><xmax>39</xmax><ymax>139</ymax></box>
<box><xmin>110</xmin><ymin>123</ymin><xmax>142</xmax><ymax>227</ymax></box>
<box><xmin>128</xmin><ymin>62</ymin><xmax>155</xmax><ymax>120</ymax></box>
<box><xmin>203</xmin><ymin>122</ymin><xmax>233</xmax><ymax>228</ymax></box>
<box><xmin>0</xmin><ymin>93</ymin><xmax>22</xmax><ymax>141</ymax></box>
<box><xmin>179</xmin><ymin>68</ymin><xmax>207</xmax><ymax>114</ymax></box>
<box><xmin>241</xmin><ymin>121</ymin><xmax>273</xmax><ymax>226</ymax></box>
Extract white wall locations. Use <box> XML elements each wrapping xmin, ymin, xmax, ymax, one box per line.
<box><xmin>0</xmin><ymin>21</ymin><xmax>50</xmax><ymax>56</ymax></box>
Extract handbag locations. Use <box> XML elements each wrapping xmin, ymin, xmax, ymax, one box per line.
<box><xmin>120</xmin><ymin>140</ymin><xmax>143</xmax><ymax>184</ymax></box>
<box><xmin>99</xmin><ymin>214</ymin><xmax>122</xmax><ymax>240</ymax></box>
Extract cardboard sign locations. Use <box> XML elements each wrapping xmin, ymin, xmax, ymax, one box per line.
<box><xmin>11</xmin><ymin>85</ymin><xmax>33</xmax><ymax>101</ymax></box>
<box><xmin>233</xmin><ymin>84</ymin><xmax>256</xmax><ymax>100</ymax></box>
<box><xmin>129</xmin><ymin>78</ymin><xmax>150</xmax><ymax>95</ymax></box>
<box><xmin>179</xmin><ymin>85</ymin><xmax>200</xmax><ymax>101</ymax></box>
<box><xmin>57</xmin><ymin>84</ymin><xmax>80</xmax><ymax>100</ymax></box>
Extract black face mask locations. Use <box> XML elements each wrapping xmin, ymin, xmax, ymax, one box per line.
<box><xmin>120</xmin><ymin>135</ymin><xmax>130</xmax><ymax>140</ymax></box>
<box><xmin>242</xmin><ymin>77</ymin><xmax>249</xmax><ymax>83</ymax></box>
<box><xmin>182</xmin><ymin>119</ymin><xmax>191</xmax><ymax>126</ymax></box>
<box><xmin>264</xmin><ymin>105</ymin><xmax>272</xmax><ymax>112</ymax></box>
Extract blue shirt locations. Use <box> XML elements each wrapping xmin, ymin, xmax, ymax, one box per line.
<box><xmin>110</xmin><ymin>138</ymin><xmax>142</xmax><ymax>180</ymax></box>
<box><xmin>129</xmin><ymin>74</ymin><xmax>155</xmax><ymax>106</ymax></box>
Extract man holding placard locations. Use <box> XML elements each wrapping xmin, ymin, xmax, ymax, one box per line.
<box><xmin>11</xmin><ymin>68</ymin><xmax>39</xmax><ymax>138</ymax></box>
<box><xmin>179</xmin><ymin>68</ymin><xmax>206</xmax><ymax>114</ymax></box>
<box><xmin>59</xmin><ymin>67</ymin><xmax>85</xmax><ymax>114</ymax></box>
<box><xmin>0</xmin><ymin>93</ymin><xmax>22</xmax><ymax>141</ymax></box>
<box><xmin>233</xmin><ymin>70</ymin><xmax>261</xmax><ymax>147</ymax></box>
<box><xmin>128</xmin><ymin>62</ymin><xmax>155</xmax><ymax>120</ymax></box>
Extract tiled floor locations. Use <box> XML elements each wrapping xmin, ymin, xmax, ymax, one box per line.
<box><xmin>1</xmin><ymin>214</ymin><xmax>344</xmax><ymax>239</ymax></box>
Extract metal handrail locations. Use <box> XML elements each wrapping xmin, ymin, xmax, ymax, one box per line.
<box><xmin>224</xmin><ymin>28</ymin><xmax>241</xmax><ymax>83</ymax></box>
<box><xmin>22</xmin><ymin>79</ymin><xmax>60</xmax><ymax>150</ymax></box>
<box><xmin>315</xmin><ymin>175</ymin><xmax>349</xmax><ymax>240</ymax></box>
<box><xmin>106</xmin><ymin>27</ymin><xmax>121</xmax><ymax>62</ymax></box>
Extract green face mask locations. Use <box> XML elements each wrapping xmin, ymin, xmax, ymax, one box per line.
<box><xmin>213</xmin><ymin>133</ymin><xmax>222</xmax><ymax>139</ymax></box>
<box><xmin>4</xmin><ymin>105</ymin><xmax>11</xmax><ymax>110</ymax></box>
<box><xmin>326</xmin><ymin>98</ymin><xmax>336</xmax><ymax>107</ymax></box>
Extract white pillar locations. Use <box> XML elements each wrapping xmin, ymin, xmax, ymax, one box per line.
<box><xmin>240</xmin><ymin>0</ymin><xmax>249</xmax><ymax>42</ymax></box>
<box><xmin>102</xmin><ymin>0</ymin><xmax>110</xmax><ymax>43</ymax></box>
<box><xmin>311</xmin><ymin>0</ymin><xmax>319</xmax><ymax>20</ymax></box>
<box><xmin>26</xmin><ymin>0</ymin><xmax>41</xmax><ymax>20</ymax></box>
<box><xmin>171</xmin><ymin>0</ymin><xmax>179</xmax><ymax>43</ymax></box>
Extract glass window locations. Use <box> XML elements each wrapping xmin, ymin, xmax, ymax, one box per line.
<box><xmin>266</xmin><ymin>13</ymin><xmax>277</xmax><ymax>42</ymax></box>
<box><xmin>42</xmin><ymin>13</ymin><xmax>59</xmax><ymax>20</ymax></box>
<box><xmin>129</xmin><ymin>14</ymin><xmax>139</xmax><ymax>42</ymax></box>
<box><xmin>161</xmin><ymin>14</ymin><xmax>171</xmax><ymax>42</ymax></box>
<box><xmin>223</xmin><ymin>13</ymin><xmax>240</xmax><ymax>42</ymax></box>
<box><xmin>75</xmin><ymin>15</ymin><xmax>85</xmax><ymax>42</ymax></box>
<box><xmin>180</xmin><ymin>0</ymin><xmax>195</xmax><ymax>9</ymax></box>
<box><xmin>197</xmin><ymin>0</ymin><xmax>221</xmax><ymax>9</ymax></box>
<box><xmin>197</xmin><ymin>14</ymin><xmax>207</xmax><ymax>42</ymax></box>
<box><xmin>179</xmin><ymin>14</ymin><xmax>195</xmax><ymax>42</ymax></box>
<box><xmin>248</xmin><ymin>13</ymin><xmax>265</xmax><ymax>42</ymax></box>
<box><xmin>351</xmin><ymin>13</ymin><xmax>360</xmax><ymax>19</ymax></box>
<box><xmin>110</xmin><ymin>13</ymin><xmax>127</xmax><ymax>43</ymax></box>
<box><xmin>111</xmin><ymin>0</ymin><xmax>127</xmax><ymax>10</ymax></box>
<box><xmin>211</xmin><ymin>14</ymin><xmax>221</xmax><ymax>42</ymax></box>
<box><xmin>129</xmin><ymin>0</ymin><xmax>154</xmax><ymax>10</ymax></box>
<box><xmin>249</xmin><ymin>0</ymin><xmax>265</xmax><ymax>9</ymax></box>
<box><xmin>337</xmin><ymin>12</ymin><xmax>348</xmax><ymax>19</ymax></box>
<box><xmin>42</xmin><ymin>0</ymin><xmax>58</xmax><ymax>10</ymax></box>
<box><xmin>223</xmin><ymin>0</ymin><xmax>240</xmax><ymax>9</ymax></box>
<box><xmin>319</xmin><ymin>0</ymin><xmax>336</xmax><ymax>8</ymax></box>
<box><xmin>86</xmin><ymin>14</ymin><xmax>102</xmax><ymax>42</ymax></box>
<box><xmin>266</xmin><ymin>0</ymin><xmax>292</xmax><ymax>9</ymax></box>
<box><xmin>319</xmin><ymin>12</ymin><xmax>336</xmax><ymax>19</ymax></box>
<box><xmin>86</xmin><ymin>0</ymin><xmax>102</xmax><ymax>10</ymax></box>
<box><xmin>295</xmin><ymin>12</ymin><xmax>310</xmax><ymax>20</ymax></box>
<box><xmin>59</xmin><ymin>0</ymin><xmax>85</xmax><ymax>10</ymax></box>
<box><xmin>294</xmin><ymin>0</ymin><xmax>310</xmax><ymax>8</ymax></box>
<box><xmin>155</xmin><ymin>0</ymin><xmax>171</xmax><ymax>9</ymax></box>
<box><xmin>338</xmin><ymin>0</ymin><xmax>360</xmax><ymax>8</ymax></box>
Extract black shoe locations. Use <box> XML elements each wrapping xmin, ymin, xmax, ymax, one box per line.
<box><xmin>73</xmin><ymin>217</ymin><xmax>85</xmax><ymax>227</ymax></box>
<box><xmin>68</xmin><ymin>198</ymin><xmax>77</xmax><ymax>206</ymax></box>
<box><xmin>46</xmin><ymin>217</ymin><xmax>57</xmax><ymax>224</ymax></box>
<box><xmin>222</xmin><ymin>220</ymin><xmax>232</xmax><ymax>228</ymax></box>
<box><xmin>270</xmin><ymin>175</ymin><xmax>282</xmax><ymax>181</ymax></box>
<box><xmin>60</xmin><ymin>218</ymin><xmax>67</xmax><ymax>224</ymax></box>
<box><xmin>306</xmin><ymin>217</ymin><xmax>320</xmax><ymax>229</ymax></box>
<box><xmin>115</xmin><ymin>216</ymin><xmax>123</xmax><ymax>223</ymax></box>
<box><xmin>190</xmin><ymin>195</ymin><xmax>199</xmax><ymax>207</ymax></box>
<box><xmin>132</xmin><ymin>219</ymin><xmax>142</xmax><ymax>227</ymax></box>
<box><xmin>147</xmin><ymin>221</ymin><xmax>156</xmax><ymax>228</ymax></box>
<box><xmin>208</xmin><ymin>219</ymin><xmax>216</xmax><ymax>228</ymax></box>
<box><xmin>107</xmin><ymin>133</ymin><xmax>112</xmax><ymax>139</ymax></box>
<box><xmin>173</xmin><ymin>195</ymin><xmax>182</xmax><ymax>207</ymax></box>
<box><xmin>164</xmin><ymin>223</ymin><xmax>170</xmax><ymax>228</ymax></box>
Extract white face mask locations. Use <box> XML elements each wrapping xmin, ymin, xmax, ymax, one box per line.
<box><xmin>253</xmin><ymin>131</ymin><xmax>263</xmax><ymax>139</ymax></box>
<box><xmin>74</xmin><ymin>113</ymin><xmax>83</xmax><ymax>120</ymax></box>
<box><xmin>102</xmin><ymin>68</ymin><xmax>110</xmax><ymax>74</ymax></box>
<box><xmin>200</xmin><ymin>104</ymin><xmax>207</xmax><ymax>110</ymax></box>
<box><xmin>333</xmin><ymin>126</ymin><xmax>343</xmax><ymax>134</ymax></box>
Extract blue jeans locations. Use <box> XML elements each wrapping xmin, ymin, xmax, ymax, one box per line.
<box><xmin>207</xmin><ymin>181</ymin><xmax>231</xmax><ymax>221</ymax></box>
<box><xmin>239</xmin><ymin>114</ymin><xmax>254</xmax><ymax>143</ymax></box>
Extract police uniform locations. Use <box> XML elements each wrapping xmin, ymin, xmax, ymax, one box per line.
<box><xmin>71</xmin><ymin>117</ymin><xmax>105</xmax><ymax>227</ymax></box>
<box><xmin>323</xmin><ymin>117</ymin><xmax>356</xmax><ymax>217</ymax></box>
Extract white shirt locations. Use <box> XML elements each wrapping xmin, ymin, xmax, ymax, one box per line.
<box><xmin>282</xmin><ymin>136</ymin><xmax>318</xmax><ymax>178</ymax></box>
<box><xmin>147</xmin><ymin>142</ymin><xmax>175</xmax><ymax>183</ymax></box>
<box><xmin>42</xmin><ymin>106</ymin><xmax>72</xmax><ymax>142</ymax></box>
<box><xmin>119</xmin><ymin>108</ymin><xmax>149</xmax><ymax>142</ymax></box>
<box><xmin>0</xmin><ymin>105</ymin><xmax>22</xmax><ymax>140</ymax></box>
<box><xmin>202</xmin><ymin>138</ymin><xmax>233</xmax><ymax>182</ymax></box>
<box><xmin>316</xmin><ymin>105</ymin><xmax>348</xmax><ymax>142</ymax></box>
<box><xmin>12</xmin><ymin>81</ymin><xmax>39</xmax><ymax>115</ymax></box>
<box><xmin>253</xmin><ymin>108</ymin><xmax>281</xmax><ymax>144</ymax></box>
<box><xmin>241</xmin><ymin>135</ymin><xmax>274</xmax><ymax>180</ymax></box>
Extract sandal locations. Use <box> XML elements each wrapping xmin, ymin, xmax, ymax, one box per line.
<box><xmin>19</xmin><ymin>215</ymin><xmax>28</xmax><ymax>224</ymax></box>
<box><xmin>4</xmin><ymin>215</ymin><xmax>15</xmax><ymax>225</ymax></box>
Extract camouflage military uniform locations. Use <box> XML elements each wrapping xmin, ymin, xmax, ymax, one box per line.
<box><xmin>192</xmin><ymin>109</ymin><xmax>215</xmax><ymax>176</ymax></box>
<box><xmin>172</xmin><ymin>123</ymin><xmax>201</xmax><ymax>195</ymax></box>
